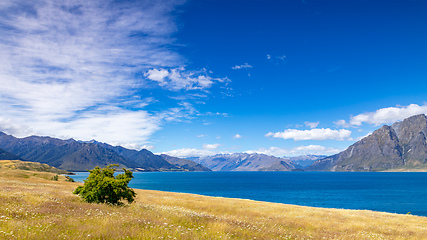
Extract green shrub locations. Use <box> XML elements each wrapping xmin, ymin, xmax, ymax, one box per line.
<box><xmin>65</xmin><ymin>176</ymin><xmax>75</xmax><ymax>182</ymax></box>
<box><xmin>51</xmin><ymin>175</ymin><xmax>58</xmax><ymax>181</ymax></box>
<box><xmin>73</xmin><ymin>164</ymin><xmax>136</xmax><ymax>205</ymax></box>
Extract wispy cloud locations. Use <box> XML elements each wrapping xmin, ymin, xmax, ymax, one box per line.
<box><xmin>334</xmin><ymin>119</ymin><xmax>351</xmax><ymax>128</ymax></box>
<box><xmin>266</xmin><ymin>128</ymin><xmax>351</xmax><ymax>141</ymax></box>
<box><xmin>159</xmin><ymin>148</ymin><xmax>219</xmax><ymax>158</ymax></box>
<box><xmin>0</xmin><ymin>0</ymin><xmax>226</xmax><ymax>148</ymax></box>
<box><xmin>245</xmin><ymin>145</ymin><xmax>341</xmax><ymax>157</ymax></box>
<box><xmin>277</xmin><ymin>55</ymin><xmax>286</xmax><ymax>61</ymax></box>
<box><xmin>304</xmin><ymin>121</ymin><xmax>319</xmax><ymax>128</ymax></box>
<box><xmin>144</xmin><ymin>67</ymin><xmax>228</xmax><ymax>91</ymax></box>
<box><xmin>162</xmin><ymin>144</ymin><xmax>342</xmax><ymax>158</ymax></box>
<box><xmin>232</xmin><ymin>63</ymin><xmax>252</xmax><ymax>70</ymax></box>
<box><xmin>233</xmin><ymin>134</ymin><xmax>242</xmax><ymax>139</ymax></box>
<box><xmin>349</xmin><ymin>103</ymin><xmax>427</xmax><ymax>126</ymax></box>
<box><xmin>203</xmin><ymin>143</ymin><xmax>221</xmax><ymax>150</ymax></box>
<box><xmin>266</xmin><ymin>54</ymin><xmax>286</xmax><ymax>63</ymax></box>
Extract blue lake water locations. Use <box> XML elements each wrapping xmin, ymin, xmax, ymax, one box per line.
<box><xmin>70</xmin><ymin>171</ymin><xmax>427</xmax><ymax>217</ymax></box>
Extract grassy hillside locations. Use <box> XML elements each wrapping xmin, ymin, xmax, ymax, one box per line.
<box><xmin>1</xmin><ymin>169</ymin><xmax>427</xmax><ymax>239</ymax></box>
<box><xmin>0</xmin><ymin>160</ymin><xmax>71</xmax><ymax>174</ymax></box>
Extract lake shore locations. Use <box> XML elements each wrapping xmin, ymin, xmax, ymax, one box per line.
<box><xmin>1</xmin><ymin>169</ymin><xmax>427</xmax><ymax>239</ymax></box>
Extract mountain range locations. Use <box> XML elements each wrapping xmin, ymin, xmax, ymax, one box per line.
<box><xmin>190</xmin><ymin>153</ymin><xmax>299</xmax><ymax>171</ymax></box>
<box><xmin>307</xmin><ymin>114</ymin><xmax>427</xmax><ymax>171</ymax></box>
<box><xmin>0</xmin><ymin>132</ymin><xmax>208</xmax><ymax>172</ymax></box>
<box><xmin>284</xmin><ymin>155</ymin><xmax>327</xmax><ymax>168</ymax></box>
<box><xmin>2</xmin><ymin>113</ymin><xmax>426</xmax><ymax>172</ymax></box>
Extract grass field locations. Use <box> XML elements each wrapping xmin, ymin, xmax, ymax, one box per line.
<box><xmin>1</xmin><ymin>168</ymin><xmax>427</xmax><ymax>239</ymax></box>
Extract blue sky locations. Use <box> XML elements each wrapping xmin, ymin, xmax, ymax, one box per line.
<box><xmin>1</xmin><ymin>0</ymin><xmax>427</xmax><ymax>157</ymax></box>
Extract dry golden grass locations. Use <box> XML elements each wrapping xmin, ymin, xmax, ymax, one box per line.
<box><xmin>0</xmin><ymin>160</ymin><xmax>71</xmax><ymax>174</ymax></box>
<box><xmin>1</xmin><ymin>168</ymin><xmax>427</xmax><ymax>239</ymax></box>
<box><xmin>383</xmin><ymin>168</ymin><xmax>427</xmax><ymax>172</ymax></box>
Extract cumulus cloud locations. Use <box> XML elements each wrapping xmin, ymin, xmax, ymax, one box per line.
<box><xmin>233</xmin><ymin>134</ymin><xmax>242</xmax><ymax>139</ymax></box>
<box><xmin>203</xmin><ymin>143</ymin><xmax>221</xmax><ymax>150</ymax></box>
<box><xmin>265</xmin><ymin>128</ymin><xmax>352</xmax><ymax>141</ymax></box>
<box><xmin>159</xmin><ymin>148</ymin><xmax>217</xmax><ymax>158</ymax></box>
<box><xmin>349</xmin><ymin>104</ymin><xmax>427</xmax><ymax>126</ymax></box>
<box><xmin>245</xmin><ymin>145</ymin><xmax>342</xmax><ymax>157</ymax></box>
<box><xmin>232</xmin><ymin>63</ymin><xmax>252</xmax><ymax>70</ymax></box>
<box><xmin>304</xmin><ymin>121</ymin><xmax>319</xmax><ymax>128</ymax></box>
<box><xmin>334</xmin><ymin>119</ymin><xmax>350</xmax><ymax>128</ymax></box>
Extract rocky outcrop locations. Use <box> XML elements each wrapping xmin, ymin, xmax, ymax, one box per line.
<box><xmin>307</xmin><ymin>114</ymin><xmax>427</xmax><ymax>171</ymax></box>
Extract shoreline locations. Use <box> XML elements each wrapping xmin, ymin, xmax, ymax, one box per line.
<box><xmin>69</xmin><ymin>170</ymin><xmax>427</xmax><ymax>217</ymax></box>
<box><xmin>2</xmin><ymin>169</ymin><xmax>427</xmax><ymax>239</ymax></box>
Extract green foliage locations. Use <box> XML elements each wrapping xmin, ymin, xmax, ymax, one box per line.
<box><xmin>65</xmin><ymin>176</ymin><xmax>75</xmax><ymax>182</ymax></box>
<box><xmin>51</xmin><ymin>175</ymin><xmax>58</xmax><ymax>181</ymax></box>
<box><xmin>73</xmin><ymin>164</ymin><xmax>136</xmax><ymax>205</ymax></box>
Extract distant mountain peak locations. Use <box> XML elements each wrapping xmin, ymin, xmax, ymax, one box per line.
<box><xmin>192</xmin><ymin>152</ymin><xmax>298</xmax><ymax>171</ymax></box>
<box><xmin>307</xmin><ymin>114</ymin><xmax>427</xmax><ymax>171</ymax></box>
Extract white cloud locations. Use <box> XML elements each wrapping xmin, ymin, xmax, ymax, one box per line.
<box><xmin>266</xmin><ymin>54</ymin><xmax>271</xmax><ymax>59</ymax></box>
<box><xmin>144</xmin><ymin>68</ymin><xmax>228</xmax><ymax>91</ymax></box>
<box><xmin>334</xmin><ymin>119</ymin><xmax>350</xmax><ymax>128</ymax></box>
<box><xmin>304</xmin><ymin>121</ymin><xmax>319</xmax><ymax>128</ymax></box>
<box><xmin>232</xmin><ymin>63</ymin><xmax>252</xmax><ymax>70</ymax></box>
<box><xmin>163</xmin><ymin>144</ymin><xmax>342</xmax><ymax>158</ymax></box>
<box><xmin>349</xmin><ymin>104</ymin><xmax>427</xmax><ymax>126</ymax></box>
<box><xmin>203</xmin><ymin>143</ymin><xmax>221</xmax><ymax>150</ymax></box>
<box><xmin>348</xmin><ymin>132</ymin><xmax>372</xmax><ymax>142</ymax></box>
<box><xmin>233</xmin><ymin>134</ymin><xmax>242</xmax><ymax>139</ymax></box>
<box><xmin>160</xmin><ymin>148</ymin><xmax>217</xmax><ymax>158</ymax></box>
<box><xmin>266</xmin><ymin>128</ymin><xmax>352</xmax><ymax>141</ymax></box>
<box><xmin>0</xmin><ymin>0</ymin><xmax>212</xmax><ymax>148</ymax></box>
<box><xmin>41</xmin><ymin>108</ymin><xmax>160</xmax><ymax>149</ymax></box>
<box><xmin>141</xmin><ymin>145</ymin><xmax>156</xmax><ymax>151</ymax></box>
<box><xmin>145</xmin><ymin>69</ymin><xmax>170</xmax><ymax>83</ymax></box>
<box><xmin>245</xmin><ymin>145</ymin><xmax>342</xmax><ymax>157</ymax></box>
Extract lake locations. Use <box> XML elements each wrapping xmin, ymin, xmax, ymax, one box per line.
<box><xmin>70</xmin><ymin>171</ymin><xmax>427</xmax><ymax>217</ymax></box>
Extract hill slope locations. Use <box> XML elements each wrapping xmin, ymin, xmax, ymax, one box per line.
<box><xmin>0</xmin><ymin>160</ymin><xmax>71</xmax><ymax>174</ymax></box>
<box><xmin>160</xmin><ymin>154</ymin><xmax>211</xmax><ymax>171</ymax></box>
<box><xmin>307</xmin><ymin>114</ymin><xmax>427</xmax><ymax>171</ymax></box>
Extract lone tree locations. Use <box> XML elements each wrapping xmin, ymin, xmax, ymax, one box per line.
<box><xmin>73</xmin><ymin>164</ymin><xmax>136</xmax><ymax>205</ymax></box>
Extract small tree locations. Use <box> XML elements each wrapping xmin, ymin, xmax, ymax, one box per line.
<box><xmin>73</xmin><ymin>164</ymin><xmax>136</xmax><ymax>205</ymax></box>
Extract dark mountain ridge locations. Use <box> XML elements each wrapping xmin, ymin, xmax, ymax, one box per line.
<box><xmin>0</xmin><ymin>147</ymin><xmax>22</xmax><ymax>160</ymax></box>
<box><xmin>160</xmin><ymin>154</ymin><xmax>211</xmax><ymax>172</ymax></box>
<box><xmin>307</xmin><ymin>114</ymin><xmax>427</xmax><ymax>171</ymax></box>
<box><xmin>0</xmin><ymin>132</ymin><xmax>208</xmax><ymax>172</ymax></box>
